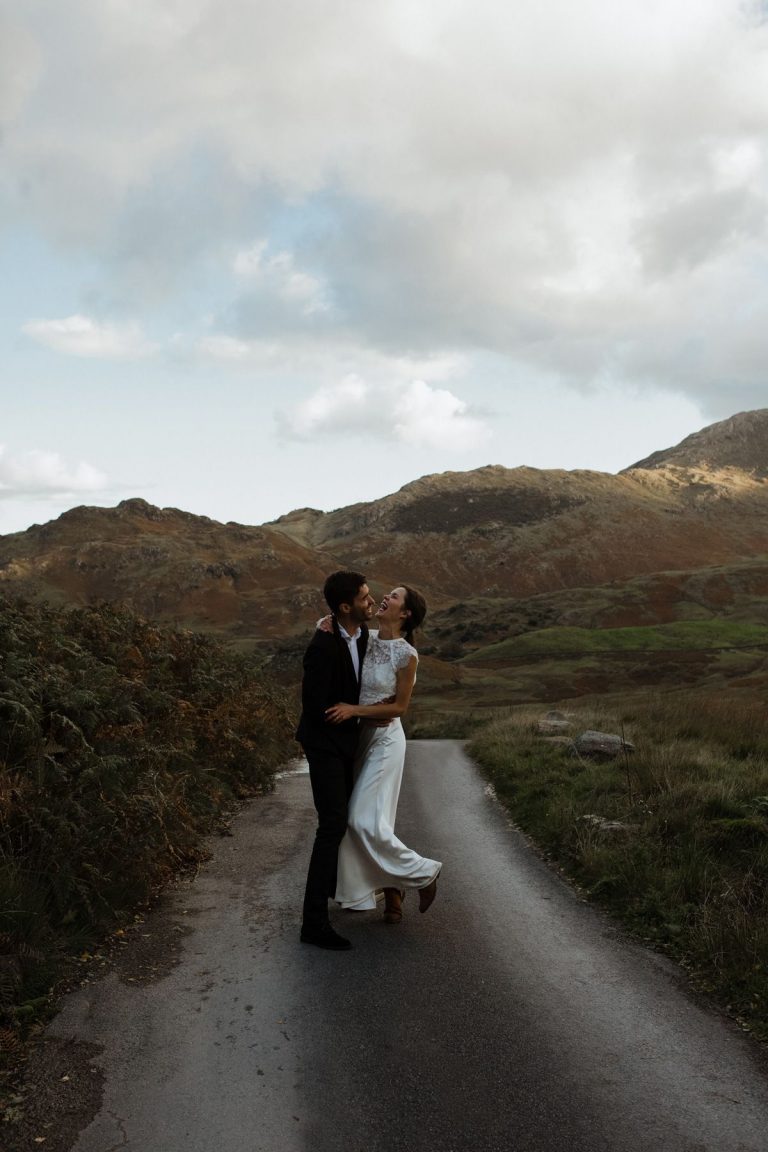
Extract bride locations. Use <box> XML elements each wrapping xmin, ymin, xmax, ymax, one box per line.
<box><xmin>324</xmin><ymin>585</ymin><xmax>441</xmax><ymax>923</ymax></box>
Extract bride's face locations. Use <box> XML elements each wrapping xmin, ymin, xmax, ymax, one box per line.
<box><xmin>376</xmin><ymin>587</ymin><xmax>409</xmax><ymax>625</ymax></box>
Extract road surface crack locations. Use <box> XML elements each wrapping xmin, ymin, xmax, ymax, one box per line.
<box><xmin>105</xmin><ymin>1109</ymin><xmax>129</xmax><ymax>1150</ymax></box>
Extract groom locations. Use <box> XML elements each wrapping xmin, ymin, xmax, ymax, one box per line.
<box><xmin>296</xmin><ymin>570</ymin><xmax>375</xmax><ymax>950</ymax></box>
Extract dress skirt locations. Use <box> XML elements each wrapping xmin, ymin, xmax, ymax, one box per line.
<box><xmin>335</xmin><ymin>719</ymin><xmax>441</xmax><ymax>910</ymax></box>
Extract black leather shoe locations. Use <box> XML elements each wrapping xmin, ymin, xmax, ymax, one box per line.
<box><xmin>300</xmin><ymin>923</ymin><xmax>353</xmax><ymax>950</ymax></box>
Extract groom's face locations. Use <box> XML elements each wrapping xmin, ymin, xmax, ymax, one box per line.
<box><xmin>345</xmin><ymin>583</ymin><xmax>375</xmax><ymax>624</ymax></box>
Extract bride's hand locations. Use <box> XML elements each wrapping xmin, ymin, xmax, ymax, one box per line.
<box><xmin>325</xmin><ymin>702</ymin><xmax>356</xmax><ymax>723</ymax></box>
<box><xmin>316</xmin><ymin>614</ymin><xmax>333</xmax><ymax>633</ymax></box>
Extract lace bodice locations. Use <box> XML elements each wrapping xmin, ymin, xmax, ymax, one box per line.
<box><xmin>360</xmin><ymin>630</ymin><xmax>418</xmax><ymax>706</ymax></box>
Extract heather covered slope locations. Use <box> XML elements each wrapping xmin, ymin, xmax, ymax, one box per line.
<box><xmin>1</xmin><ymin>410</ymin><xmax>768</xmax><ymax>705</ymax></box>
<box><xmin>273</xmin><ymin>461</ymin><xmax>768</xmax><ymax>602</ymax></box>
<box><xmin>0</xmin><ymin>499</ymin><xmax>336</xmax><ymax>641</ymax></box>
<box><xmin>3</xmin><ymin>452</ymin><xmax>768</xmax><ymax>635</ymax></box>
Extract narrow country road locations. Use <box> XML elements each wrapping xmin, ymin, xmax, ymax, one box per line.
<box><xmin>48</xmin><ymin>740</ymin><xmax>768</xmax><ymax>1152</ymax></box>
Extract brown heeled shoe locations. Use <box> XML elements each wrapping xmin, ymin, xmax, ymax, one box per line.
<box><xmin>383</xmin><ymin>888</ymin><xmax>404</xmax><ymax>923</ymax></box>
<box><xmin>418</xmin><ymin>870</ymin><xmax>440</xmax><ymax>914</ymax></box>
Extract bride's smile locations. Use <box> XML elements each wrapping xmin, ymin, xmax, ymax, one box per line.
<box><xmin>376</xmin><ymin>587</ymin><xmax>408</xmax><ymax>624</ymax></box>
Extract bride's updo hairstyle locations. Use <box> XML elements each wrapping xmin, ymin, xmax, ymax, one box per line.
<box><xmin>401</xmin><ymin>586</ymin><xmax>427</xmax><ymax>645</ymax></box>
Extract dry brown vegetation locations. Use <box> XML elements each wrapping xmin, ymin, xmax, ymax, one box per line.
<box><xmin>0</xmin><ymin>595</ymin><xmax>296</xmax><ymax>1068</ymax></box>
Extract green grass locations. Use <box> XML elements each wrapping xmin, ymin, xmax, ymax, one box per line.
<box><xmin>463</xmin><ymin>620</ymin><xmax>768</xmax><ymax>662</ymax></box>
<box><xmin>405</xmin><ymin>707</ymin><xmax>489</xmax><ymax>739</ymax></box>
<box><xmin>468</xmin><ymin>692</ymin><xmax>768</xmax><ymax>1041</ymax></box>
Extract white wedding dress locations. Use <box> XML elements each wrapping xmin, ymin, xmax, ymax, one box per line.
<box><xmin>335</xmin><ymin>631</ymin><xmax>442</xmax><ymax>910</ymax></box>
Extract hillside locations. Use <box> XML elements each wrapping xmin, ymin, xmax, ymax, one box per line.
<box><xmin>0</xmin><ymin>498</ymin><xmax>336</xmax><ymax>641</ymax></box>
<box><xmin>2</xmin><ymin>409</ymin><xmax>768</xmax><ymax>706</ymax></box>
<box><xmin>273</xmin><ymin>459</ymin><xmax>768</xmax><ymax>601</ymax></box>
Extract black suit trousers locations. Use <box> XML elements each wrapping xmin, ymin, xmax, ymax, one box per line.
<box><xmin>302</xmin><ymin>748</ymin><xmax>355</xmax><ymax>928</ymax></box>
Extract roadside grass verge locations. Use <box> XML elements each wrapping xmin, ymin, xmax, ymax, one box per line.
<box><xmin>405</xmin><ymin>708</ymin><xmax>488</xmax><ymax>739</ymax></box>
<box><xmin>0</xmin><ymin>595</ymin><xmax>296</xmax><ymax>1066</ymax></box>
<box><xmin>468</xmin><ymin>692</ymin><xmax>768</xmax><ymax>1040</ymax></box>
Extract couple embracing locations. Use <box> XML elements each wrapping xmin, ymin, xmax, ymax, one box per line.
<box><xmin>297</xmin><ymin>570</ymin><xmax>442</xmax><ymax>951</ymax></box>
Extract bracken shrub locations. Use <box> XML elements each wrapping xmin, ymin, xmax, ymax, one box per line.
<box><xmin>0</xmin><ymin>595</ymin><xmax>296</xmax><ymax>1046</ymax></box>
<box><xmin>469</xmin><ymin>693</ymin><xmax>768</xmax><ymax>1040</ymax></box>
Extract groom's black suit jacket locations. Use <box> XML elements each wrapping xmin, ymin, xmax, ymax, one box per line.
<box><xmin>295</xmin><ymin>619</ymin><xmax>369</xmax><ymax>759</ymax></box>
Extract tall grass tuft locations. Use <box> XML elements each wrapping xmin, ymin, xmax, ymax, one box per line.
<box><xmin>469</xmin><ymin>692</ymin><xmax>768</xmax><ymax>1039</ymax></box>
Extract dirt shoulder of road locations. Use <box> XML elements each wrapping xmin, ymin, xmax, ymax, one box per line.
<box><xmin>1</xmin><ymin>857</ymin><xmax>205</xmax><ymax>1152</ymax></box>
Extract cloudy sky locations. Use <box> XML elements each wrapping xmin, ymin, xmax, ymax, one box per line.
<box><xmin>2</xmin><ymin>0</ymin><xmax>767</xmax><ymax>535</ymax></box>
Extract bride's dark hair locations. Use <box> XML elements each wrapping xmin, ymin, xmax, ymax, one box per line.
<box><xmin>401</xmin><ymin>585</ymin><xmax>427</xmax><ymax>645</ymax></box>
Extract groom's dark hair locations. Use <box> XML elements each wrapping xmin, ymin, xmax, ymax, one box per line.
<box><xmin>324</xmin><ymin>570</ymin><xmax>367</xmax><ymax>614</ymax></box>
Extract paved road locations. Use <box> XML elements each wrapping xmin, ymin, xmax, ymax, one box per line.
<box><xmin>51</xmin><ymin>741</ymin><xmax>768</xmax><ymax>1151</ymax></box>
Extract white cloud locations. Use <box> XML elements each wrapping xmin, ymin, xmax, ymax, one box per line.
<box><xmin>0</xmin><ymin>446</ymin><xmax>108</xmax><ymax>498</ymax></box>
<box><xmin>232</xmin><ymin>241</ymin><xmax>331</xmax><ymax>315</ymax></box>
<box><xmin>285</xmin><ymin>376</ymin><xmax>371</xmax><ymax>438</ymax></box>
<box><xmin>0</xmin><ymin>12</ymin><xmax>40</xmax><ymax>127</ymax></box>
<box><xmin>232</xmin><ymin>241</ymin><xmax>268</xmax><ymax>278</ymax></box>
<box><xmin>280</xmin><ymin>377</ymin><xmax>488</xmax><ymax>451</ymax></box>
<box><xmin>197</xmin><ymin>332</ymin><xmax>467</xmax><ymax>380</ymax></box>
<box><xmin>22</xmin><ymin>315</ymin><xmax>157</xmax><ymax>359</ymax></box>
<box><xmin>394</xmin><ymin>380</ymin><xmax>487</xmax><ymax>451</ymax></box>
<box><xmin>197</xmin><ymin>334</ymin><xmax>254</xmax><ymax>361</ymax></box>
<box><xmin>3</xmin><ymin>1</ymin><xmax>768</xmax><ymax>412</ymax></box>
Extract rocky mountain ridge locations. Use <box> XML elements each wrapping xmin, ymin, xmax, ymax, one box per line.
<box><xmin>624</xmin><ymin>409</ymin><xmax>768</xmax><ymax>475</ymax></box>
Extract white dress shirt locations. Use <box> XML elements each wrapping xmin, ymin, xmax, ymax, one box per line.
<box><xmin>338</xmin><ymin>623</ymin><xmax>362</xmax><ymax>680</ymax></box>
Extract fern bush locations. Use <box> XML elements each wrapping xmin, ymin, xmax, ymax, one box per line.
<box><xmin>0</xmin><ymin>595</ymin><xmax>296</xmax><ymax>1045</ymax></box>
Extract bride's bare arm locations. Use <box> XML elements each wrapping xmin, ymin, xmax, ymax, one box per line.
<box><xmin>325</xmin><ymin>658</ymin><xmax>417</xmax><ymax>723</ymax></box>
